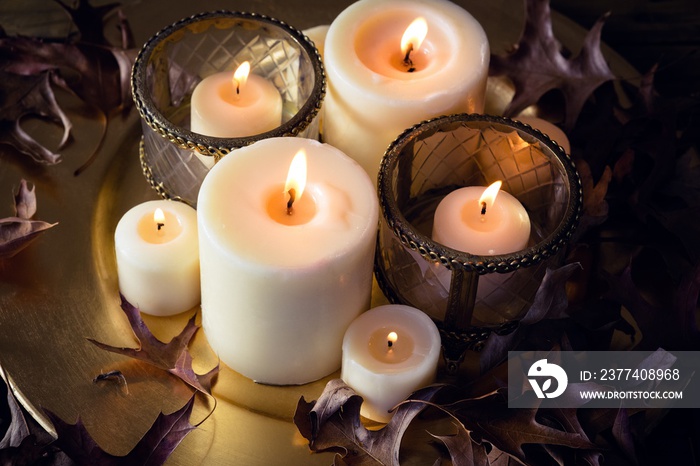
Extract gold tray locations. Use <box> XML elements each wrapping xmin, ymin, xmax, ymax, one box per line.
<box><xmin>0</xmin><ymin>1</ymin><xmax>636</xmax><ymax>464</ymax></box>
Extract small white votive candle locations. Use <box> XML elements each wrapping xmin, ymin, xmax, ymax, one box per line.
<box><xmin>114</xmin><ymin>200</ymin><xmax>200</xmax><ymax>316</ymax></box>
<box><xmin>341</xmin><ymin>304</ymin><xmax>441</xmax><ymax>423</ymax></box>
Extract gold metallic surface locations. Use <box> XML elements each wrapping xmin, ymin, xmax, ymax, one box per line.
<box><xmin>0</xmin><ymin>1</ymin><xmax>636</xmax><ymax>464</ymax></box>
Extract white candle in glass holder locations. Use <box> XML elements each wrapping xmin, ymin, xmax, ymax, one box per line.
<box><xmin>190</xmin><ymin>61</ymin><xmax>283</xmax><ymax>168</ymax></box>
<box><xmin>197</xmin><ymin>137</ymin><xmax>378</xmax><ymax>385</ymax></box>
<box><xmin>341</xmin><ymin>304</ymin><xmax>441</xmax><ymax>423</ymax></box>
<box><xmin>114</xmin><ymin>200</ymin><xmax>200</xmax><ymax>316</ymax></box>
<box><xmin>432</xmin><ymin>181</ymin><xmax>531</xmax><ymax>255</ymax></box>
<box><xmin>431</xmin><ymin>181</ymin><xmax>531</xmax><ymax>310</ymax></box>
<box><xmin>323</xmin><ymin>0</ymin><xmax>489</xmax><ymax>180</ymax></box>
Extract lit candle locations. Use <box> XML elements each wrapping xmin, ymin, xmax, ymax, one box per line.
<box><xmin>190</xmin><ymin>61</ymin><xmax>283</xmax><ymax>167</ymax></box>
<box><xmin>341</xmin><ymin>304</ymin><xmax>441</xmax><ymax>423</ymax></box>
<box><xmin>114</xmin><ymin>200</ymin><xmax>200</xmax><ymax>316</ymax></box>
<box><xmin>432</xmin><ymin>181</ymin><xmax>531</xmax><ymax>255</ymax></box>
<box><xmin>197</xmin><ymin>137</ymin><xmax>378</xmax><ymax>385</ymax></box>
<box><xmin>323</xmin><ymin>0</ymin><xmax>489</xmax><ymax>179</ymax></box>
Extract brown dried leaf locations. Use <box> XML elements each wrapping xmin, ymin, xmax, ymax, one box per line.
<box><xmin>13</xmin><ymin>179</ymin><xmax>36</xmax><ymax>220</ymax></box>
<box><xmin>88</xmin><ymin>295</ymin><xmax>219</xmax><ymax>395</ymax></box>
<box><xmin>0</xmin><ymin>2</ymin><xmax>136</xmax><ymax>167</ymax></box>
<box><xmin>429</xmin><ymin>428</ymin><xmax>489</xmax><ymax>466</ymax></box>
<box><xmin>44</xmin><ymin>395</ymin><xmax>196</xmax><ymax>466</ymax></box>
<box><xmin>0</xmin><ymin>71</ymin><xmax>70</xmax><ymax>164</ymax></box>
<box><xmin>294</xmin><ymin>379</ymin><xmax>443</xmax><ymax>465</ymax></box>
<box><xmin>0</xmin><ymin>180</ymin><xmax>57</xmax><ymax>260</ymax></box>
<box><xmin>490</xmin><ymin>0</ymin><xmax>615</xmax><ymax>129</ymax></box>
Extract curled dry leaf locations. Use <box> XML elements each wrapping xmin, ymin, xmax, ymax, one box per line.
<box><xmin>429</xmin><ymin>427</ymin><xmax>489</xmax><ymax>466</ymax></box>
<box><xmin>490</xmin><ymin>0</ymin><xmax>615</xmax><ymax>129</ymax></box>
<box><xmin>0</xmin><ymin>0</ymin><xmax>136</xmax><ymax>167</ymax></box>
<box><xmin>0</xmin><ymin>71</ymin><xmax>70</xmax><ymax>164</ymax></box>
<box><xmin>294</xmin><ymin>379</ymin><xmax>443</xmax><ymax>465</ymax></box>
<box><xmin>88</xmin><ymin>295</ymin><xmax>219</xmax><ymax>395</ymax></box>
<box><xmin>44</xmin><ymin>395</ymin><xmax>196</xmax><ymax>466</ymax></box>
<box><xmin>0</xmin><ymin>179</ymin><xmax>57</xmax><ymax>260</ymax></box>
<box><xmin>0</xmin><ymin>368</ymin><xmax>68</xmax><ymax>464</ymax></box>
<box><xmin>415</xmin><ymin>391</ymin><xmax>598</xmax><ymax>466</ymax></box>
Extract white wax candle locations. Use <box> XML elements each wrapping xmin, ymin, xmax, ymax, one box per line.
<box><xmin>190</xmin><ymin>62</ymin><xmax>283</xmax><ymax>168</ymax></box>
<box><xmin>197</xmin><ymin>137</ymin><xmax>378</xmax><ymax>385</ymax></box>
<box><xmin>114</xmin><ymin>200</ymin><xmax>200</xmax><ymax>316</ymax></box>
<box><xmin>341</xmin><ymin>304</ymin><xmax>441</xmax><ymax>423</ymax></box>
<box><xmin>432</xmin><ymin>182</ymin><xmax>531</xmax><ymax>255</ymax></box>
<box><xmin>323</xmin><ymin>0</ymin><xmax>489</xmax><ymax>179</ymax></box>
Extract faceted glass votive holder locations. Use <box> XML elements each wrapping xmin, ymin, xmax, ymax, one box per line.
<box><xmin>375</xmin><ymin>114</ymin><xmax>582</xmax><ymax>367</ymax></box>
<box><xmin>131</xmin><ymin>11</ymin><xmax>325</xmax><ymax>206</ymax></box>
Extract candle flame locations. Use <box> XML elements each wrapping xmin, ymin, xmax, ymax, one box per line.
<box><xmin>285</xmin><ymin>150</ymin><xmax>307</xmax><ymax>204</ymax></box>
<box><xmin>479</xmin><ymin>181</ymin><xmax>502</xmax><ymax>213</ymax></box>
<box><xmin>233</xmin><ymin>61</ymin><xmax>250</xmax><ymax>94</ymax></box>
<box><xmin>387</xmin><ymin>331</ymin><xmax>398</xmax><ymax>348</ymax></box>
<box><xmin>400</xmin><ymin>17</ymin><xmax>428</xmax><ymax>56</ymax></box>
<box><xmin>154</xmin><ymin>207</ymin><xmax>165</xmax><ymax>231</ymax></box>
<box><xmin>154</xmin><ymin>208</ymin><xmax>165</xmax><ymax>224</ymax></box>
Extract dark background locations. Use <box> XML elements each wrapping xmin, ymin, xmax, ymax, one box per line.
<box><xmin>551</xmin><ymin>0</ymin><xmax>699</xmax><ymax>98</ymax></box>
<box><xmin>552</xmin><ymin>1</ymin><xmax>699</xmax><ymax>464</ymax></box>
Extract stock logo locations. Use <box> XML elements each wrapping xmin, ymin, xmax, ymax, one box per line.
<box><xmin>528</xmin><ymin>359</ymin><xmax>568</xmax><ymax>399</ymax></box>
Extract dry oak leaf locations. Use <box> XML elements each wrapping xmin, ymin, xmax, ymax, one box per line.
<box><xmin>418</xmin><ymin>390</ymin><xmax>597</xmax><ymax>466</ymax></box>
<box><xmin>0</xmin><ymin>71</ymin><xmax>71</xmax><ymax>164</ymax></box>
<box><xmin>0</xmin><ymin>179</ymin><xmax>57</xmax><ymax>260</ymax></box>
<box><xmin>294</xmin><ymin>379</ymin><xmax>443</xmax><ymax>465</ymax></box>
<box><xmin>44</xmin><ymin>395</ymin><xmax>196</xmax><ymax>466</ymax></box>
<box><xmin>88</xmin><ymin>295</ymin><xmax>219</xmax><ymax>395</ymax></box>
<box><xmin>490</xmin><ymin>0</ymin><xmax>615</xmax><ymax>130</ymax></box>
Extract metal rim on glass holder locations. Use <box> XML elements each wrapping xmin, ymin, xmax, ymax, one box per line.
<box><xmin>376</xmin><ymin>113</ymin><xmax>583</xmax><ymax>372</ymax></box>
<box><xmin>131</xmin><ymin>10</ymin><xmax>326</xmax><ymax>165</ymax></box>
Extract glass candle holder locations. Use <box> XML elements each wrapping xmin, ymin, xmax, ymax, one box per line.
<box><xmin>131</xmin><ymin>11</ymin><xmax>325</xmax><ymax>206</ymax></box>
<box><xmin>375</xmin><ymin>114</ymin><xmax>582</xmax><ymax>371</ymax></box>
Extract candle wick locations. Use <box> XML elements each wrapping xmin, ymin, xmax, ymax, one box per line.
<box><xmin>387</xmin><ymin>340</ymin><xmax>393</xmax><ymax>348</ymax></box>
<box><xmin>236</xmin><ymin>82</ymin><xmax>240</xmax><ymax>95</ymax></box>
<box><xmin>403</xmin><ymin>44</ymin><xmax>416</xmax><ymax>73</ymax></box>
<box><xmin>286</xmin><ymin>188</ymin><xmax>296</xmax><ymax>215</ymax></box>
<box><xmin>157</xmin><ymin>222</ymin><xmax>165</xmax><ymax>231</ymax></box>
<box><xmin>481</xmin><ymin>202</ymin><xmax>487</xmax><ymax>215</ymax></box>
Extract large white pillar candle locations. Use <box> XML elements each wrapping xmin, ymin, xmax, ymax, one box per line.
<box><xmin>341</xmin><ymin>304</ymin><xmax>441</xmax><ymax>423</ymax></box>
<box><xmin>323</xmin><ymin>0</ymin><xmax>489</xmax><ymax>180</ymax></box>
<box><xmin>114</xmin><ymin>200</ymin><xmax>200</xmax><ymax>316</ymax></box>
<box><xmin>197</xmin><ymin>137</ymin><xmax>379</xmax><ymax>385</ymax></box>
<box><xmin>432</xmin><ymin>181</ymin><xmax>531</xmax><ymax>255</ymax></box>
